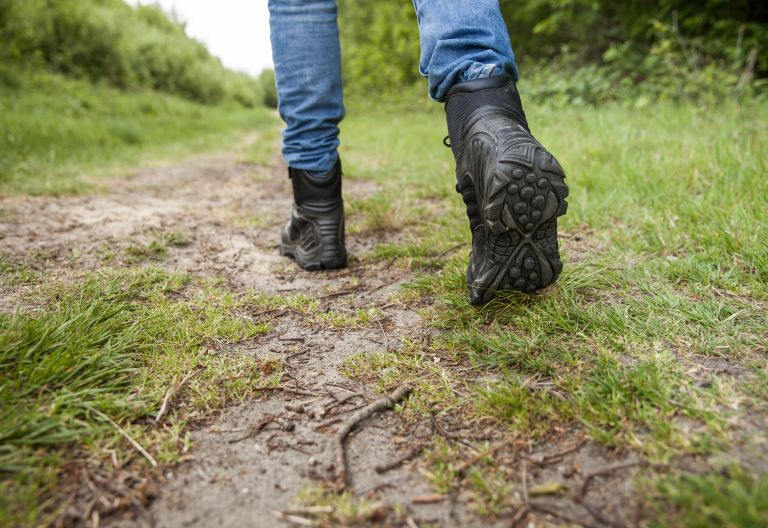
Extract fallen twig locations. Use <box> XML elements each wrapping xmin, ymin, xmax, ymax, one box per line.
<box><xmin>253</xmin><ymin>386</ymin><xmax>321</xmax><ymax>397</ymax></box>
<box><xmin>368</xmin><ymin>280</ymin><xmax>398</xmax><ymax>294</ymax></box>
<box><xmin>324</xmin><ymin>391</ymin><xmax>364</xmax><ymax>411</ymax></box>
<box><xmin>285</xmin><ymin>396</ymin><xmax>325</xmax><ymax>413</ymax></box>
<box><xmin>155</xmin><ymin>369</ymin><xmax>198</xmax><ymax>423</ymax></box>
<box><xmin>432</xmin><ymin>242</ymin><xmax>467</xmax><ymax>260</ymax></box>
<box><xmin>316</xmin><ymin>287</ymin><xmax>357</xmax><ymax>301</ymax></box>
<box><xmin>333</xmin><ymin>403</ymin><xmax>368</xmax><ymax>416</ymax></box>
<box><xmin>523</xmin><ymin>437</ymin><xmax>586</xmax><ymax>465</ymax></box>
<box><xmin>285</xmin><ymin>349</ymin><xmax>309</xmax><ymax>363</ymax></box>
<box><xmin>579</xmin><ymin>502</ymin><xmax>627</xmax><ymax>528</ymax></box>
<box><xmin>576</xmin><ymin>461</ymin><xmax>646</xmax><ymax>528</ymax></box>
<box><xmin>355</xmin><ymin>481</ymin><xmax>396</xmax><ymax>497</ymax></box>
<box><xmin>272</xmin><ymin>511</ymin><xmax>317</xmax><ymax>526</ymax></box>
<box><xmin>509</xmin><ymin>505</ymin><xmax>530</xmax><ymax>528</ymax></box>
<box><xmin>280</xmin><ymin>506</ymin><xmax>334</xmax><ymax>515</ymax></box>
<box><xmin>521</xmin><ymin>459</ymin><xmax>529</xmax><ymax>504</ymax></box>
<box><xmin>323</xmin><ymin>381</ymin><xmax>356</xmax><ymax>392</ymax></box>
<box><xmin>411</xmin><ymin>494</ymin><xmax>444</xmax><ymax>504</ymax></box>
<box><xmin>374</xmin><ymin>444</ymin><xmax>424</xmax><ymax>474</ymax></box>
<box><xmin>89</xmin><ymin>408</ymin><xmax>157</xmax><ymax>467</ymax></box>
<box><xmin>285</xmin><ymin>387</ymin><xmax>322</xmax><ymax>397</ymax></box>
<box><xmin>528</xmin><ymin>502</ymin><xmax>601</xmax><ymax>528</ymax></box>
<box><xmin>253</xmin><ymin>386</ymin><xmax>282</xmax><ymax>392</ymax></box>
<box><xmin>334</xmin><ymin>384</ymin><xmax>412</xmax><ymax>488</ymax></box>
<box><xmin>430</xmin><ymin>414</ymin><xmax>483</xmax><ymax>452</ymax></box>
<box><xmin>578</xmin><ymin>461</ymin><xmax>643</xmax><ymax>499</ymax></box>
<box><xmin>228</xmin><ymin>415</ymin><xmax>276</xmax><ymax>444</ymax></box>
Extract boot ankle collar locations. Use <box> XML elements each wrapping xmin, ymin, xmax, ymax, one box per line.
<box><xmin>289</xmin><ymin>159</ymin><xmax>342</xmax><ymax>207</ymax></box>
<box><xmin>446</xmin><ymin>73</ymin><xmax>517</xmax><ymax>98</ymax></box>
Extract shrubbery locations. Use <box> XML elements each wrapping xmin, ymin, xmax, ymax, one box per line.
<box><xmin>258</xmin><ymin>68</ymin><xmax>278</xmax><ymax>109</ymax></box>
<box><xmin>337</xmin><ymin>0</ymin><xmax>768</xmax><ymax>104</ymax></box>
<box><xmin>0</xmin><ymin>0</ymin><xmax>263</xmax><ymax>106</ymax></box>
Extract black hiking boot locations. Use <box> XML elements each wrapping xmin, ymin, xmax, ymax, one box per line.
<box><xmin>280</xmin><ymin>159</ymin><xmax>347</xmax><ymax>270</ymax></box>
<box><xmin>445</xmin><ymin>73</ymin><xmax>569</xmax><ymax>305</ymax></box>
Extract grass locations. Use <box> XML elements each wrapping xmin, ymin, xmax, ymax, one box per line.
<box><xmin>652</xmin><ymin>467</ymin><xmax>768</xmax><ymax>527</ymax></box>
<box><xmin>0</xmin><ymin>67</ymin><xmax>275</xmax><ymax>196</ymax></box>
<box><xmin>1</xmin><ymin>62</ymin><xmax>766</xmax><ymax>524</ymax></box>
<box><xmin>338</xmin><ymin>95</ymin><xmax>768</xmax><ymax>521</ymax></box>
<box><xmin>291</xmin><ymin>485</ymin><xmax>407</xmax><ymax>526</ymax></box>
<box><xmin>0</xmin><ymin>56</ymin><xmax>281</xmax><ymax>522</ymax></box>
<box><xmin>0</xmin><ymin>268</ymin><xmax>276</xmax><ymax>526</ymax></box>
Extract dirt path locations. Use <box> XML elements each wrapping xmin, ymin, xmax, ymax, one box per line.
<box><xmin>1</xmin><ymin>145</ymin><xmax>647</xmax><ymax>528</ymax></box>
<box><xmin>0</xmin><ymin>148</ymin><xmax>481</xmax><ymax>527</ymax></box>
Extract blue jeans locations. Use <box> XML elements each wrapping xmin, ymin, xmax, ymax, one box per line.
<box><xmin>268</xmin><ymin>0</ymin><xmax>518</xmax><ymax>174</ymax></box>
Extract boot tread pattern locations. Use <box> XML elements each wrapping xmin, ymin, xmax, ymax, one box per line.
<box><xmin>460</xmin><ymin>116</ymin><xmax>569</xmax><ymax>304</ymax></box>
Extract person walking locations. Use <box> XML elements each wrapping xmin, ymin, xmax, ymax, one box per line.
<box><xmin>269</xmin><ymin>0</ymin><xmax>569</xmax><ymax>305</ymax></box>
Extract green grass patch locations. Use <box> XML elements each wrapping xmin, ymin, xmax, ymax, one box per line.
<box><xmin>0</xmin><ymin>268</ymin><xmax>275</xmax><ymax>526</ymax></box>
<box><xmin>651</xmin><ymin>467</ymin><xmax>768</xmax><ymax>527</ymax></box>
<box><xmin>294</xmin><ymin>485</ymin><xmax>407</xmax><ymax>526</ymax></box>
<box><xmin>338</xmin><ymin>96</ymin><xmax>767</xmax><ymax>519</ymax></box>
<box><xmin>0</xmin><ymin>68</ymin><xmax>276</xmax><ymax>196</ymax></box>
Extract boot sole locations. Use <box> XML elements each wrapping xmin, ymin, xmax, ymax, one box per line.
<box><xmin>467</xmin><ymin>124</ymin><xmax>568</xmax><ymax>304</ymax></box>
<box><xmin>280</xmin><ymin>242</ymin><xmax>347</xmax><ymax>271</ymax></box>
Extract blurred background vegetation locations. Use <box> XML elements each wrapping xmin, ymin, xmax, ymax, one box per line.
<box><xmin>0</xmin><ymin>0</ymin><xmax>766</xmax><ymax>194</ymax></box>
<box><xmin>0</xmin><ymin>2</ymin><xmax>766</xmax><ymax>525</ymax></box>
<box><xmin>3</xmin><ymin>0</ymin><xmax>765</xmax><ymax>108</ymax></box>
<box><xmin>0</xmin><ymin>0</ymin><xmax>261</xmax><ymax>106</ymax></box>
<box><xmin>338</xmin><ymin>0</ymin><xmax>768</xmax><ymax>105</ymax></box>
<box><xmin>0</xmin><ymin>0</ymin><xmax>276</xmax><ymax>195</ymax></box>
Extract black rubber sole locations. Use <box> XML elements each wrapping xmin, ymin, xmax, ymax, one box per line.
<box><xmin>279</xmin><ymin>241</ymin><xmax>347</xmax><ymax>271</ymax></box>
<box><xmin>464</xmin><ymin>122</ymin><xmax>568</xmax><ymax>305</ymax></box>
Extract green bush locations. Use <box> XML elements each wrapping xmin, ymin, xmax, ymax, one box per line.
<box><xmin>0</xmin><ymin>0</ymin><xmax>262</xmax><ymax>107</ymax></box>
<box><xmin>258</xmin><ymin>69</ymin><xmax>278</xmax><ymax>109</ymax></box>
<box><xmin>337</xmin><ymin>0</ymin><xmax>768</xmax><ymax>103</ymax></box>
<box><xmin>338</xmin><ymin>0</ymin><xmax>421</xmax><ymax>94</ymax></box>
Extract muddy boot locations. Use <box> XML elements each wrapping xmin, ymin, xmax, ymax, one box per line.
<box><xmin>445</xmin><ymin>73</ymin><xmax>569</xmax><ymax>305</ymax></box>
<box><xmin>280</xmin><ymin>159</ymin><xmax>347</xmax><ymax>270</ymax></box>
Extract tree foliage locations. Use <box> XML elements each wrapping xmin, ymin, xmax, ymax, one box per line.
<box><xmin>0</xmin><ymin>0</ymin><xmax>262</xmax><ymax>106</ymax></box>
<box><xmin>337</xmin><ymin>0</ymin><xmax>768</xmax><ymax>101</ymax></box>
<box><xmin>337</xmin><ymin>0</ymin><xmax>421</xmax><ymax>94</ymax></box>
